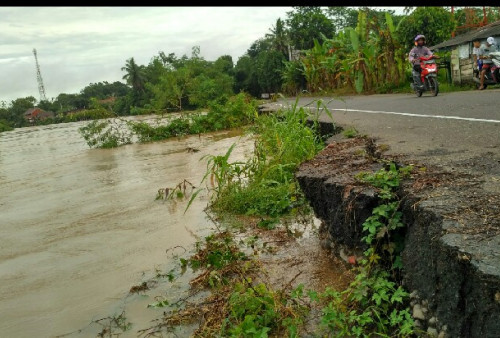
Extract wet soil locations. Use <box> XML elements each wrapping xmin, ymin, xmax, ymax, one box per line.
<box><xmin>89</xmin><ymin>212</ymin><xmax>357</xmax><ymax>337</ymax></box>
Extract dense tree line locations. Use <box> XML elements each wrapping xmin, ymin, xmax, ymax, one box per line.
<box><xmin>2</xmin><ymin>6</ymin><xmax>498</xmax><ymax>132</ymax></box>
<box><xmin>0</xmin><ymin>81</ymin><xmax>130</xmax><ymax>130</ymax></box>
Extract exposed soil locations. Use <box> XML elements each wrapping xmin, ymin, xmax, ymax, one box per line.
<box><xmin>75</xmin><ymin>212</ymin><xmax>358</xmax><ymax>337</ymax></box>
<box><xmin>296</xmin><ymin>133</ymin><xmax>500</xmax><ymax>337</ymax></box>
<box><xmin>235</xmin><ymin>214</ymin><xmax>356</xmax><ymax>293</ymax></box>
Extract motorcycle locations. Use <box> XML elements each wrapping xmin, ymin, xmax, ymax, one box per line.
<box><xmin>473</xmin><ymin>51</ymin><xmax>500</xmax><ymax>89</ymax></box>
<box><xmin>410</xmin><ymin>55</ymin><xmax>440</xmax><ymax>97</ymax></box>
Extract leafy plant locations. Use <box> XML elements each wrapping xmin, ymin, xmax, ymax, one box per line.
<box><xmin>220</xmin><ymin>282</ymin><xmax>308</xmax><ymax>337</ymax></box>
<box><xmin>79</xmin><ymin>119</ymin><xmax>132</xmax><ymax>148</ymax></box>
<box><xmin>342</xmin><ymin>127</ymin><xmax>359</xmax><ymax>138</ymax></box>
<box><xmin>311</xmin><ymin>163</ymin><xmax>415</xmax><ymax>337</ymax></box>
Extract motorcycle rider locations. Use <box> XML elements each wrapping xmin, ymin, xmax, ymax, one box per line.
<box><xmin>409</xmin><ymin>34</ymin><xmax>433</xmax><ymax>89</ymax></box>
<box><xmin>478</xmin><ymin>36</ymin><xmax>497</xmax><ymax>90</ymax></box>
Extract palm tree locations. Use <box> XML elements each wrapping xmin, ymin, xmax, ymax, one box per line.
<box><xmin>121</xmin><ymin>57</ymin><xmax>145</xmax><ymax>93</ymax></box>
<box><xmin>266</xmin><ymin>18</ymin><xmax>290</xmax><ymax>59</ymax></box>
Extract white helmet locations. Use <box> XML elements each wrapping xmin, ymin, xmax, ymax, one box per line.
<box><xmin>487</xmin><ymin>37</ymin><xmax>495</xmax><ymax>45</ymax></box>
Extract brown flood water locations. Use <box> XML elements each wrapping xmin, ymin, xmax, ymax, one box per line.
<box><xmin>0</xmin><ymin>118</ymin><xmax>254</xmax><ymax>337</ymax></box>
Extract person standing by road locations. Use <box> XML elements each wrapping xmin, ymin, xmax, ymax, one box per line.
<box><xmin>472</xmin><ymin>38</ymin><xmax>482</xmax><ymax>76</ymax></box>
<box><xmin>478</xmin><ymin>37</ymin><xmax>497</xmax><ymax>90</ymax></box>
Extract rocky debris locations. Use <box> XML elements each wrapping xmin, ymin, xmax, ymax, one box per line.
<box><xmin>409</xmin><ymin>289</ymin><xmax>448</xmax><ymax>336</ymax></box>
<box><xmin>427</xmin><ymin>327</ymin><xmax>439</xmax><ymax>337</ymax></box>
<box><xmin>413</xmin><ymin>304</ymin><xmax>426</xmax><ymax>321</ymax></box>
<box><xmin>296</xmin><ymin>131</ymin><xmax>500</xmax><ymax>338</ymax></box>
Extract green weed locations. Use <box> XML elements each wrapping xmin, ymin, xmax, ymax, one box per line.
<box><xmin>184</xmin><ymin>231</ymin><xmax>252</xmax><ymax>289</ymax></box>
<box><xmin>342</xmin><ymin>127</ymin><xmax>359</xmax><ymax>138</ymax></box>
<box><xmin>219</xmin><ymin>281</ymin><xmax>308</xmax><ymax>337</ymax></box>
<box><xmin>201</xmin><ymin>99</ymin><xmax>329</xmax><ymax>218</ymax></box>
<box><xmin>311</xmin><ymin>163</ymin><xmax>415</xmax><ymax>337</ymax></box>
<box><xmin>95</xmin><ymin>311</ymin><xmax>132</xmax><ymax>337</ymax></box>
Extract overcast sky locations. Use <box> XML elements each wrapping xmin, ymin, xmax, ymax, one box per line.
<box><xmin>0</xmin><ymin>6</ymin><xmax>405</xmax><ymax>104</ymax></box>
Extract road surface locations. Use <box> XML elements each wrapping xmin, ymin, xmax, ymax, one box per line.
<box><xmin>273</xmin><ymin>89</ymin><xmax>500</xmax><ymax>192</ymax></box>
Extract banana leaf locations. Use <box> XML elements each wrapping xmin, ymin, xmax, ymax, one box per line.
<box><xmin>348</xmin><ymin>28</ymin><xmax>360</xmax><ymax>53</ymax></box>
<box><xmin>355</xmin><ymin>71</ymin><xmax>364</xmax><ymax>93</ymax></box>
<box><xmin>385</xmin><ymin>12</ymin><xmax>395</xmax><ymax>34</ymax></box>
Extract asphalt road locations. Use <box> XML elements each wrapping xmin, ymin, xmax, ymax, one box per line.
<box><xmin>273</xmin><ymin>89</ymin><xmax>500</xmax><ymax>192</ymax></box>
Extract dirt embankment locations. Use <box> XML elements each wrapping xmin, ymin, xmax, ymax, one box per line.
<box><xmin>296</xmin><ymin>132</ymin><xmax>500</xmax><ymax>338</ymax></box>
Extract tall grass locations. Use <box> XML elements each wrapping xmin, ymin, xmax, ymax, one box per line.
<box><xmin>203</xmin><ymin>100</ymin><xmax>330</xmax><ymax>217</ymax></box>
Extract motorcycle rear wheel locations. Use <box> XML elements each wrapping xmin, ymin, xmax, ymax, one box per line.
<box><xmin>429</xmin><ymin>77</ymin><xmax>439</xmax><ymax>96</ymax></box>
<box><xmin>412</xmin><ymin>82</ymin><xmax>423</xmax><ymax>97</ymax></box>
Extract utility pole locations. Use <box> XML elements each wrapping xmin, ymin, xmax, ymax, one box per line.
<box><xmin>33</xmin><ymin>48</ymin><xmax>47</xmax><ymax>102</ymax></box>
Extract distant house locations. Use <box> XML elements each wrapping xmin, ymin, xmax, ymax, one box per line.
<box><xmin>288</xmin><ymin>45</ymin><xmax>303</xmax><ymax>62</ymax></box>
<box><xmin>24</xmin><ymin>107</ymin><xmax>55</xmax><ymax>123</ymax></box>
<box><xmin>430</xmin><ymin>20</ymin><xmax>500</xmax><ymax>84</ymax></box>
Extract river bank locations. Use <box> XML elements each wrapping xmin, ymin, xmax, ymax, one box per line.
<box><xmin>71</xmin><ymin>213</ymin><xmax>356</xmax><ymax>337</ymax></box>
<box><xmin>296</xmin><ymin>130</ymin><xmax>500</xmax><ymax>337</ymax></box>
<box><xmin>80</xmin><ymin>100</ymin><xmax>422</xmax><ymax>337</ymax></box>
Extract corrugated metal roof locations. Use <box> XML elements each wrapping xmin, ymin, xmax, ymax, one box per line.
<box><xmin>24</xmin><ymin>108</ymin><xmax>39</xmax><ymax>115</ymax></box>
<box><xmin>430</xmin><ymin>20</ymin><xmax>500</xmax><ymax>50</ymax></box>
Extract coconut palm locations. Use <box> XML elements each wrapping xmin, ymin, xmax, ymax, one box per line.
<box><xmin>266</xmin><ymin>18</ymin><xmax>290</xmax><ymax>58</ymax></box>
<box><xmin>121</xmin><ymin>57</ymin><xmax>145</xmax><ymax>93</ymax></box>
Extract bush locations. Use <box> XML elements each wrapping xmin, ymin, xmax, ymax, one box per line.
<box><xmin>205</xmin><ymin>101</ymin><xmax>326</xmax><ymax>217</ymax></box>
<box><xmin>63</xmin><ymin>108</ymin><xmax>113</xmax><ymax>122</ymax></box>
<box><xmin>0</xmin><ymin>120</ymin><xmax>13</xmax><ymax>132</ymax></box>
<box><xmin>79</xmin><ymin>92</ymin><xmax>259</xmax><ymax>148</ymax></box>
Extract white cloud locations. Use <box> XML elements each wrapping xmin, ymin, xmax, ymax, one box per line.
<box><xmin>0</xmin><ymin>6</ymin><xmax>297</xmax><ymax>102</ymax></box>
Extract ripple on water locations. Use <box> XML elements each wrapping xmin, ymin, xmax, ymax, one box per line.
<box><xmin>0</xmin><ymin>120</ymin><xmax>253</xmax><ymax>337</ymax></box>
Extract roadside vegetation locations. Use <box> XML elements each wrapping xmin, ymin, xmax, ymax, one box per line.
<box><xmin>202</xmin><ymin>101</ymin><xmax>327</xmax><ymax>218</ymax></box>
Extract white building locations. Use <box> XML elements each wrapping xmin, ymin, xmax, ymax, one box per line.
<box><xmin>430</xmin><ymin>20</ymin><xmax>500</xmax><ymax>84</ymax></box>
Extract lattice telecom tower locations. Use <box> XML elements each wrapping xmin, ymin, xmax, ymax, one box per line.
<box><xmin>33</xmin><ymin>48</ymin><xmax>47</xmax><ymax>102</ymax></box>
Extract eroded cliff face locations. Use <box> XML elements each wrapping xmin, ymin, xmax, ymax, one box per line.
<box><xmin>296</xmin><ymin>133</ymin><xmax>500</xmax><ymax>338</ymax></box>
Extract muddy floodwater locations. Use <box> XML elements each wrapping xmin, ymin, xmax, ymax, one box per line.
<box><xmin>0</xmin><ymin>117</ymin><xmax>254</xmax><ymax>337</ymax></box>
